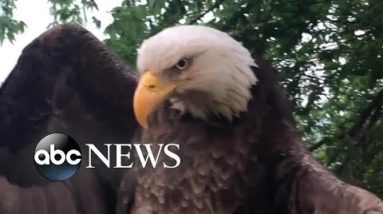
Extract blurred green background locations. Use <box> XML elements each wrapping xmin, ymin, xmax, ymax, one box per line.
<box><xmin>1</xmin><ymin>0</ymin><xmax>382</xmax><ymax>198</ymax></box>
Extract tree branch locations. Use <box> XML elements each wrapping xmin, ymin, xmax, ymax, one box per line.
<box><xmin>188</xmin><ymin>0</ymin><xmax>226</xmax><ymax>25</ymax></box>
<box><xmin>348</xmin><ymin>89</ymin><xmax>383</xmax><ymax>137</ymax></box>
<box><xmin>310</xmin><ymin>88</ymin><xmax>383</xmax><ymax>151</ymax></box>
<box><xmin>309</xmin><ymin>137</ymin><xmax>329</xmax><ymax>151</ymax></box>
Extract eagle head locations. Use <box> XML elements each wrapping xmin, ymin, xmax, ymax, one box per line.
<box><xmin>134</xmin><ymin>25</ymin><xmax>257</xmax><ymax>128</ymax></box>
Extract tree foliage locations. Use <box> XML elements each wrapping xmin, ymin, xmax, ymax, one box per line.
<box><xmin>0</xmin><ymin>0</ymin><xmax>25</xmax><ymax>44</ymax></box>
<box><xmin>0</xmin><ymin>0</ymin><xmax>382</xmax><ymax>198</ymax></box>
<box><xmin>48</xmin><ymin>0</ymin><xmax>98</xmax><ymax>27</ymax></box>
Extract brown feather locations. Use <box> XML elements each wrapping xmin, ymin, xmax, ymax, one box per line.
<box><xmin>0</xmin><ymin>24</ymin><xmax>138</xmax><ymax>214</ymax></box>
<box><xmin>126</xmin><ymin>57</ymin><xmax>383</xmax><ymax>214</ymax></box>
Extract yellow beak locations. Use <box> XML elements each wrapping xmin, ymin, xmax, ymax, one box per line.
<box><xmin>133</xmin><ymin>71</ymin><xmax>176</xmax><ymax>129</ymax></box>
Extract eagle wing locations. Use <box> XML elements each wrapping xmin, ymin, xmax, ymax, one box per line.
<box><xmin>252</xmin><ymin>58</ymin><xmax>383</xmax><ymax>214</ymax></box>
<box><xmin>290</xmin><ymin>153</ymin><xmax>383</xmax><ymax>213</ymax></box>
<box><xmin>0</xmin><ymin>24</ymin><xmax>138</xmax><ymax>214</ymax></box>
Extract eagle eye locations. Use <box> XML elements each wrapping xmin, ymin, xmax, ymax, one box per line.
<box><xmin>175</xmin><ymin>58</ymin><xmax>190</xmax><ymax>70</ymax></box>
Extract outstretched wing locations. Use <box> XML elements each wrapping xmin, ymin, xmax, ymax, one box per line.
<box><xmin>279</xmin><ymin>151</ymin><xmax>383</xmax><ymax>214</ymax></box>
<box><xmin>0</xmin><ymin>24</ymin><xmax>138</xmax><ymax>213</ymax></box>
<box><xmin>252</xmin><ymin>59</ymin><xmax>383</xmax><ymax>214</ymax></box>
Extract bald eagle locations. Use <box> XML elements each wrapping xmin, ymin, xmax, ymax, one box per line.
<box><xmin>0</xmin><ymin>24</ymin><xmax>382</xmax><ymax>214</ymax></box>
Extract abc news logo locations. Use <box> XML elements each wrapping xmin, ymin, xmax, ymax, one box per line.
<box><xmin>34</xmin><ymin>133</ymin><xmax>82</xmax><ymax>181</ymax></box>
<box><xmin>34</xmin><ymin>133</ymin><xmax>180</xmax><ymax>181</ymax></box>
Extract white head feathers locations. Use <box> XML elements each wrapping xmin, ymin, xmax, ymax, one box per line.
<box><xmin>137</xmin><ymin>25</ymin><xmax>257</xmax><ymax>120</ymax></box>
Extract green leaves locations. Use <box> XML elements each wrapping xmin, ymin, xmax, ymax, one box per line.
<box><xmin>48</xmin><ymin>0</ymin><xmax>98</xmax><ymax>26</ymax></box>
<box><xmin>104</xmin><ymin>3</ymin><xmax>149</xmax><ymax>65</ymax></box>
<box><xmin>0</xmin><ymin>0</ymin><xmax>100</xmax><ymax>42</ymax></box>
<box><xmin>104</xmin><ymin>0</ymin><xmax>193</xmax><ymax>65</ymax></box>
<box><xmin>0</xmin><ymin>0</ymin><xmax>26</xmax><ymax>44</ymax></box>
<box><xmin>0</xmin><ymin>16</ymin><xmax>25</xmax><ymax>44</ymax></box>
